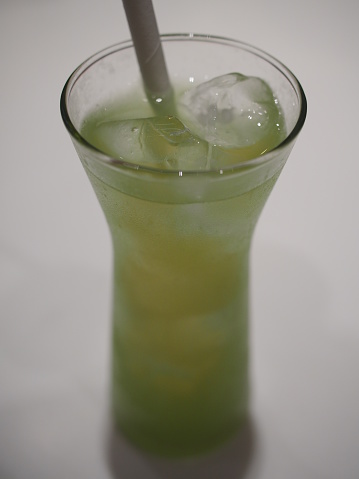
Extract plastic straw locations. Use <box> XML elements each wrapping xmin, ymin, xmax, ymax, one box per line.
<box><xmin>122</xmin><ymin>0</ymin><xmax>173</xmax><ymax>106</ymax></box>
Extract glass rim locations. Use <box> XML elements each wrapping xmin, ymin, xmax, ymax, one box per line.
<box><xmin>60</xmin><ymin>33</ymin><xmax>307</xmax><ymax>176</ymax></box>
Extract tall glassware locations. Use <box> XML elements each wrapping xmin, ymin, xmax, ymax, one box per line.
<box><xmin>61</xmin><ymin>34</ymin><xmax>306</xmax><ymax>457</ymax></box>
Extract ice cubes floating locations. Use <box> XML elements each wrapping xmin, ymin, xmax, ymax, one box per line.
<box><xmin>179</xmin><ymin>73</ymin><xmax>283</xmax><ymax>149</ymax></box>
<box><xmin>92</xmin><ymin>73</ymin><xmax>285</xmax><ymax>171</ymax></box>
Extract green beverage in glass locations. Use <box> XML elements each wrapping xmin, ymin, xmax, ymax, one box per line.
<box><xmin>61</xmin><ymin>34</ymin><xmax>306</xmax><ymax>457</ymax></box>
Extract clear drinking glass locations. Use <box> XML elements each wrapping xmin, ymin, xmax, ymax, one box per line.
<box><xmin>61</xmin><ymin>34</ymin><xmax>306</xmax><ymax>457</ymax></box>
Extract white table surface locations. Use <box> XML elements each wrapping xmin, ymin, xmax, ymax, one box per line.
<box><xmin>1</xmin><ymin>0</ymin><xmax>359</xmax><ymax>478</ymax></box>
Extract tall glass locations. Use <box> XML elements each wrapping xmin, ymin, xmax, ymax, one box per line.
<box><xmin>61</xmin><ymin>34</ymin><xmax>306</xmax><ymax>457</ymax></box>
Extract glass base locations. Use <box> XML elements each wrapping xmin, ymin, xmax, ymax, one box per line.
<box><xmin>106</xmin><ymin>414</ymin><xmax>255</xmax><ymax>465</ymax></box>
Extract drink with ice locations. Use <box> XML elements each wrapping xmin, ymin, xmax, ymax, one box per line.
<box><xmin>81</xmin><ymin>74</ymin><xmax>283</xmax><ymax>454</ymax></box>
<box><xmin>61</xmin><ymin>35</ymin><xmax>306</xmax><ymax>457</ymax></box>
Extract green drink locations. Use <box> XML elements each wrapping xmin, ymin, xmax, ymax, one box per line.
<box><xmin>61</xmin><ymin>35</ymin><xmax>306</xmax><ymax>457</ymax></box>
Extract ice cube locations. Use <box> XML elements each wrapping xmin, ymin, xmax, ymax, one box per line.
<box><xmin>92</xmin><ymin>118</ymin><xmax>145</xmax><ymax>164</ymax></box>
<box><xmin>178</xmin><ymin>73</ymin><xmax>284</xmax><ymax>152</ymax></box>
<box><xmin>143</xmin><ymin>116</ymin><xmax>210</xmax><ymax>170</ymax></box>
<box><xmin>92</xmin><ymin>116</ymin><xmax>210</xmax><ymax>170</ymax></box>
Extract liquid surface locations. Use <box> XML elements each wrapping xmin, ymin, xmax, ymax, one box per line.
<box><xmin>81</xmin><ymin>73</ymin><xmax>285</xmax><ymax>171</ymax></box>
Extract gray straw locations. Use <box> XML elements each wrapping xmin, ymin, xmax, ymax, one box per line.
<box><xmin>122</xmin><ymin>0</ymin><xmax>173</xmax><ymax>106</ymax></box>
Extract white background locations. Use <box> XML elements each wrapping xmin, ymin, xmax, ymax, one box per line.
<box><xmin>1</xmin><ymin>0</ymin><xmax>359</xmax><ymax>478</ymax></box>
